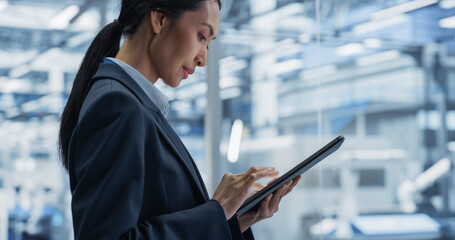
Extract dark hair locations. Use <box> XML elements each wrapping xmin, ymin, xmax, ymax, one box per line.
<box><xmin>59</xmin><ymin>0</ymin><xmax>222</xmax><ymax>170</ymax></box>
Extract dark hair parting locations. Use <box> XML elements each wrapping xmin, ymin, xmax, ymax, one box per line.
<box><xmin>59</xmin><ymin>0</ymin><xmax>222</xmax><ymax>170</ymax></box>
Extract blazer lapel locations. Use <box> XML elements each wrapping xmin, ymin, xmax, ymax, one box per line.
<box><xmin>153</xmin><ymin>114</ymin><xmax>210</xmax><ymax>200</ymax></box>
<box><xmin>92</xmin><ymin>62</ymin><xmax>209</xmax><ymax>200</ymax></box>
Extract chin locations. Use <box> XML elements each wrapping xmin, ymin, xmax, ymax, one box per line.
<box><xmin>165</xmin><ymin>79</ymin><xmax>182</xmax><ymax>88</ymax></box>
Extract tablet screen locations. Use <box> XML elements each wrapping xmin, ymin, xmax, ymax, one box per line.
<box><xmin>237</xmin><ymin>135</ymin><xmax>345</xmax><ymax>216</ymax></box>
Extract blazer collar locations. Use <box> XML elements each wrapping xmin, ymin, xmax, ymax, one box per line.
<box><xmin>92</xmin><ymin>62</ymin><xmax>160</xmax><ymax>114</ymax></box>
<box><xmin>92</xmin><ymin>62</ymin><xmax>209</xmax><ymax>201</ymax></box>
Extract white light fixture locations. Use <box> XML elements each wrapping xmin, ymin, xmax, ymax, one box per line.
<box><xmin>220</xmin><ymin>88</ymin><xmax>242</xmax><ymax>100</ymax></box>
<box><xmin>253</xmin><ymin>3</ymin><xmax>305</xmax><ymax>23</ymax></box>
<box><xmin>356</xmin><ymin>50</ymin><xmax>401</xmax><ymax>66</ymax></box>
<box><xmin>272</xmin><ymin>59</ymin><xmax>304</xmax><ymax>75</ymax></box>
<box><xmin>448</xmin><ymin>142</ymin><xmax>455</xmax><ymax>152</ymax></box>
<box><xmin>353</xmin><ymin>14</ymin><xmax>408</xmax><ymax>34</ymax></box>
<box><xmin>277</xmin><ymin>38</ymin><xmax>295</xmax><ymax>46</ymax></box>
<box><xmin>14</xmin><ymin>158</ymin><xmax>37</xmax><ymax>172</ymax></box>
<box><xmin>2</xmin><ymin>79</ymin><xmax>31</xmax><ymax>93</ymax></box>
<box><xmin>439</xmin><ymin>15</ymin><xmax>455</xmax><ymax>28</ymax></box>
<box><xmin>219</xmin><ymin>77</ymin><xmax>241</xmax><ymax>89</ymax></box>
<box><xmin>363</xmin><ymin>38</ymin><xmax>383</xmax><ymax>48</ymax></box>
<box><xmin>220</xmin><ymin>59</ymin><xmax>248</xmax><ymax>74</ymax></box>
<box><xmin>372</xmin><ymin>0</ymin><xmax>438</xmax><ymax>20</ymax></box>
<box><xmin>47</xmin><ymin>5</ymin><xmax>80</xmax><ymax>30</ymax></box>
<box><xmin>9</xmin><ymin>65</ymin><xmax>31</xmax><ymax>79</ymax></box>
<box><xmin>415</xmin><ymin>158</ymin><xmax>451</xmax><ymax>190</ymax></box>
<box><xmin>0</xmin><ymin>0</ymin><xmax>8</xmax><ymax>13</ymax></box>
<box><xmin>227</xmin><ymin>119</ymin><xmax>244</xmax><ymax>163</ymax></box>
<box><xmin>275</xmin><ymin>44</ymin><xmax>303</xmax><ymax>59</ymax></box>
<box><xmin>220</xmin><ymin>56</ymin><xmax>237</xmax><ymax>65</ymax></box>
<box><xmin>440</xmin><ymin>0</ymin><xmax>455</xmax><ymax>9</ymax></box>
<box><xmin>299</xmin><ymin>33</ymin><xmax>311</xmax><ymax>43</ymax></box>
<box><xmin>66</xmin><ymin>32</ymin><xmax>95</xmax><ymax>48</ymax></box>
<box><xmin>340</xmin><ymin>149</ymin><xmax>408</xmax><ymax>161</ymax></box>
<box><xmin>335</xmin><ymin>43</ymin><xmax>364</xmax><ymax>56</ymax></box>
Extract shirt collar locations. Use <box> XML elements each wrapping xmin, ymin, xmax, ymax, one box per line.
<box><xmin>104</xmin><ymin>57</ymin><xmax>170</xmax><ymax>116</ymax></box>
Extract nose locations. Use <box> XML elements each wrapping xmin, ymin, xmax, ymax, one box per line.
<box><xmin>195</xmin><ymin>47</ymin><xmax>207</xmax><ymax>67</ymax></box>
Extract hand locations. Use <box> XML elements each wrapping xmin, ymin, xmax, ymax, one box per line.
<box><xmin>212</xmin><ymin>167</ymin><xmax>279</xmax><ymax>220</ymax></box>
<box><xmin>237</xmin><ymin>175</ymin><xmax>301</xmax><ymax>232</ymax></box>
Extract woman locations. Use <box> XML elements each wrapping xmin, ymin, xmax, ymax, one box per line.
<box><xmin>59</xmin><ymin>0</ymin><xmax>301</xmax><ymax>239</ymax></box>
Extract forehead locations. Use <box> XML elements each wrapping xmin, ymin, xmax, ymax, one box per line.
<box><xmin>179</xmin><ymin>1</ymin><xmax>220</xmax><ymax>33</ymax></box>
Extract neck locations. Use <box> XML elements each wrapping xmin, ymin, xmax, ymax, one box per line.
<box><xmin>115</xmin><ymin>21</ymin><xmax>159</xmax><ymax>84</ymax></box>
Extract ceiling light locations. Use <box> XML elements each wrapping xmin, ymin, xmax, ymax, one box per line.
<box><xmin>439</xmin><ymin>0</ymin><xmax>455</xmax><ymax>9</ymax></box>
<box><xmin>335</xmin><ymin>43</ymin><xmax>364</xmax><ymax>56</ymax></box>
<box><xmin>220</xmin><ymin>88</ymin><xmax>242</xmax><ymax>100</ymax></box>
<box><xmin>227</xmin><ymin>119</ymin><xmax>244</xmax><ymax>163</ymax></box>
<box><xmin>47</xmin><ymin>5</ymin><xmax>80</xmax><ymax>30</ymax></box>
<box><xmin>0</xmin><ymin>1</ymin><xmax>8</xmax><ymax>13</ymax></box>
<box><xmin>253</xmin><ymin>3</ymin><xmax>305</xmax><ymax>23</ymax></box>
<box><xmin>276</xmin><ymin>44</ymin><xmax>303</xmax><ymax>58</ymax></box>
<box><xmin>439</xmin><ymin>15</ymin><xmax>455</xmax><ymax>28</ymax></box>
<box><xmin>356</xmin><ymin>50</ymin><xmax>401</xmax><ymax>66</ymax></box>
<box><xmin>372</xmin><ymin>0</ymin><xmax>438</xmax><ymax>20</ymax></box>
<box><xmin>353</xmin><ymin>14</ymin><xmax>408</xmax><ymax>34</ymax></box>
<box><xmin>67</xmin><ymin>32</ymin><xmax>95</xmax><ymax>48</ymax></box>
<box><xmin>272</xmin><ymin>59</ymin><xmax>304</xmax><ymax>75</ymax></box>
<box><xmin>219</xmin><ymin>77</ymin><xmax>241</xmax><ymax>89</ymax></box>
<box><xmin>448</xmin><ymin>142</ymin><xmax>455</xmax><ymax>152</ymax></box>
<box><xmin>299</xmin><ymin>33</ymin><xmax>312</xmax><ymax>43</ymax></box>
<box><xmin>363</xmin><ymin>38</ymin><xmax>383</xmax><ymax>48</ymax></box>
<box><xmin>9</xmin><ymin>65</ymin><xmax>31</xmax><ymax>79</ymax></box>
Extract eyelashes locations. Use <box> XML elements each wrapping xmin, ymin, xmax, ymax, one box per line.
<box><xmin>198</xmin><ymin>33</ymin><xmax>209</xmax><ymax>50</ymax></box>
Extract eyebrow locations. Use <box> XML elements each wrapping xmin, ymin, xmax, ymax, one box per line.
<box><xmin>202</xmin><ymin>23</ymin><xmax>216</xmax><ymax>40</ymax></box>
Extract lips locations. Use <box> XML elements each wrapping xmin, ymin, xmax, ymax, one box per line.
<box><xmin>184</xmin><ymin>67</ymin><xmax>195</xmax><ymax>74</ymax></box>
<box><xmin>182</xmin><ymin>67</ymin><xmax>195</xmax><ymax>79</ymax></box>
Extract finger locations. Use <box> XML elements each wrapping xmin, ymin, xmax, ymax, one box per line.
<box><xmin>248</xmin><ymin>189</ymin><xmax>259</xmax><ymax>198</ymax></box>
<box><xmin>279</xmin><ymin>180</ymin><xmax>292</xmax><ymax>198</ymax></box>
<box><xmin>247</xmin><ymin>167</ymin><xmax>275</xmax><ymax>174</ymax></box>
<box><xmin>268</xmin><ymin>181</ymin><xmax>292</xmax><ymax>214</ymax></box>
<box><xmin>246</xmin><ymin>169</ymin><xmax>279</xmax><ymax>186</ymax></box>
<box><xmin>283</xmin><ymin>175</ymin><xmax>301</xmax><ymax>196</ymax></box>
<box><xmin>267</xmin><ymin>177</ymin><xmax>279</xmax><ymax>185</ymax></box>
<box><xmin>259</xmin><ymin>193</ymin><xmax>274</xmax><ymax>218</ymax></box>
<box><xmin>252</xmin><ymin>182</ymin><xmax>266</xmax><ymax>191</ymax></box>
<box><xmin>270</xmin><ymin>182</ymin><xmax>290</xmax><ymax>208</ymax></box>
<box><xmin>243</xmin><ymin>167</ymin><xmax>276</xmax><ymax>181</ymax></box>
<box><xmin>260</xmin><ymin>193</ymin><xmax>273</xmax><ymax>210</ymax></box>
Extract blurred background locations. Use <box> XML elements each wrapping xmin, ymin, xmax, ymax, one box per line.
<box><xmin>0</xmin><ymin>0</ymin><xmax>454</xmax><ymax>239</ymax></box>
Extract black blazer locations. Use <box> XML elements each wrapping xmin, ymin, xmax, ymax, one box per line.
<box><xmin>68</xmin><ymin>62</ymin><xmax>254</xmax><ymax>239</ymax></box>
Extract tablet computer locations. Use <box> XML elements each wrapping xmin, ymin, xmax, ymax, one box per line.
<box><xmin>237</xmin><ymin>135</ymin><xmax>345</xmax><ymax>216</ymax></box>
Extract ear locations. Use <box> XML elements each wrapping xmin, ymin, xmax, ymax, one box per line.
<box><xmin>150</xmin><ymin>10</ymin><xmax>168</xmax><ymax>34</ymax></box>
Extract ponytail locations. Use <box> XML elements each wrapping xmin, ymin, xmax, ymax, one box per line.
<box><xmin>58</xmin><ymin>21</ymin><xmax>123</xmax><ymax>170</ymax></box>
<box><xmin>58</xmin><ymin>0</ymin><xmax>222</xmax><ymax>171</ymax></box>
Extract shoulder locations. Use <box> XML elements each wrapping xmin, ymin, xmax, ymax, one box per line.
<box><xmin>79</xmin><ymin>79</ymin><xmax>144</xmax><ymax>122</ymax></box>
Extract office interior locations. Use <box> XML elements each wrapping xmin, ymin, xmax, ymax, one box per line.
<box><xmin>0</xmin><ymin>0</ymin><xmax>454</xmax><ymax>239</ymax></box>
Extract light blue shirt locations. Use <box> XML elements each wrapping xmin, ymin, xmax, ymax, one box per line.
<box><xmin>104</xmin><ymin>57</ymin><xmax>170</xmax><ymax>116</ymax></box>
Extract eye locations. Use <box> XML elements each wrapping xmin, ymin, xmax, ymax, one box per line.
<box><xmin>198</xmin><ymin>33</ymin><xmax>209</xmax><ymax>50</ymax></box>
<box><xmin>199</xmin><ymin>33</ymin><xmax>207</xmax><ymax>41</ymax></box>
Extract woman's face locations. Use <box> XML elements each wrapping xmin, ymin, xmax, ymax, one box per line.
<box><xmin>149</xmin><ymin>1</ymin><xmax>220</xmax><ymax>88</ymax></box>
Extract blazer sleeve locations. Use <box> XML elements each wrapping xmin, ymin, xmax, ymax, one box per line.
<box><xmin>69</xmin><ymin>90</ymin><xmax>234</xmax><ymax>240</ymax></box>
<box><xmin>228</xmin><ymin>215</ymin><xmax>255</xmax><ymax>240</ymax></box>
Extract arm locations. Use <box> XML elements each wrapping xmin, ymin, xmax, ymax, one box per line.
<box><xmin>228</xmin><ymin>215</ymin><xmax>255</xmax><ymax>240</ymax></box>
<box><xmin>69</xmin><ymin>90</ymin><xmax>231</xmax><ymax>240</ymax></box>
